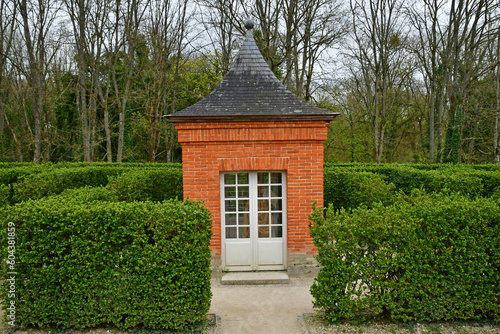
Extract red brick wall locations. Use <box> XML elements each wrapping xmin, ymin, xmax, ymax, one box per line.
<box><xmin>174</xmin><ymin>121</ymin><xmax>329</xmax><ymax>256</ymax></box>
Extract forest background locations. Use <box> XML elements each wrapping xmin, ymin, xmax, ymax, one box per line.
<box><xmin>0</xmin><ymin>0</ymin><xmax>499</xmax><ymax>165</ymax></box>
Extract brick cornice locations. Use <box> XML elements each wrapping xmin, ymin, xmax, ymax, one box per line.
<box><xmin>175</xmin><ymin>121</ymin><xmax>330</xmax><ymax>143</ymax></box>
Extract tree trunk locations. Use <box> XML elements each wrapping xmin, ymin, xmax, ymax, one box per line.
<box><xmin>429</xmin><ymin>87</ymin><xmax>436</xmax><ymax>163</ymax></box>
<box><xmin>20</xmin><ymin>0</ymin><xmax>43</xmax><ymax>162</ymax></box>
<box><xmin>495</xmin><ymin>58</ymin><xmax>499</xmax><ymax>164</ymax></box>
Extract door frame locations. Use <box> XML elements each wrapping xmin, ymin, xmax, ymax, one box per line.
<box><xmin>220</xmin><ymin>171</ymin><xmax>287</xmax><ymax>271</ymax></box>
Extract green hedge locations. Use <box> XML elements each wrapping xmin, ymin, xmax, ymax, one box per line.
<box><xmin>324</xmin><ymin>169</ymin><xmax>395</xmax><ymax>211</ymax></box>
<box><xmin>0</xmin><ymin>197</ymin><xmax>212</xmax><ymax>330</ymax></box>
<box><xmin>12</xmin><ymin>167</ymin><xmax>128</xmax><ymax>202</ymax></box>
<box><xmin>0</xmin><ymin>166</ymin><xmax>44</xmax><ymax>186</ymax></box>
<box><xmin>324</xmin><ymin>164</ymin><xmax>500</xmax><ymax>206</ymax></box>
<box><xmin>58</xmin><ymin>186</ymin><xmax>116</xmax><ymax>203</ymax></box>
<box><xmin>107</xmin><ymin>168</ymin><xmax>183</xmax><ymax>202</ymax></box>
<box><xmin>10</xmin><ymin>164</ymin><xmax>183</xmax><ymax>204</ymax></box>
<box><xmin>310</xmin><ymin>191</ymin><xmax>500</xmax><ymax>323</ymax></box>
<box><xmin>0</xmin><ymin>184</ymin><xmax>9</xmax><ymax>207</ymax></box>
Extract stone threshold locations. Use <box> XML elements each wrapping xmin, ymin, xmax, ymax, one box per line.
<box><xmin>221</xmin><ymin>271</ymin><xmax>290</xmax><ymax>285</ymax></box>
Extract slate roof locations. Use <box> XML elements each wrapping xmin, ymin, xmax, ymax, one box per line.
<box><xmin>167</xmin><ymin>24</ymin><xmax>338</xmax><ymax>122</ymax></box>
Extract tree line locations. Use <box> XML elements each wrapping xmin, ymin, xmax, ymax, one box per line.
<box><xmin>0</xmin><ymin>0</ymin><xmax>499</xmax><ymax>163</ymax></box>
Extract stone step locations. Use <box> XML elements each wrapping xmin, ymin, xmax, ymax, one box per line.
<box><xmin>221</xmin><ymin>271</ymin><xmax>290</xmax><ymax>285</ymax></box>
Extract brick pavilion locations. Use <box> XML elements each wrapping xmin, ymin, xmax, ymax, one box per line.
<box><xmin>167</xmin><ymin>20</ymin><xmax>338</xmax><ymax>276</ymax></box>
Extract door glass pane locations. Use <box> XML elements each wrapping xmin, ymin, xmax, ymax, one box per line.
<box><xmin>272</xmin><ymin>213</ymin><xmax>282</xmax><ymax>225</ymax></box>
<box><xmin>225</xmin><ymin>173</ymin><xmax>236</xmax><ymax>185</ymax></box>
<box><xmin>239</xmin><ymin>227</ymin><xmax>250</xmax><ymax>238</ymax></box>
<box><xmin>271</xmin><ymin>199</ymin><xmax>282</xmax><ymax>211</ymax></box>
<box><xmin>238</xmin><ymin>200</ymin><xmax>249</xmax><ymax>211</ymax></box>
<box><xmin>225</xmin><ymin>187</ymin><xmax>236</xmax><ymax>198</ymax></box>
<box><xmin>257</xmin><ymin>172</ymin><xmax>269</xmax><ymax>184</ymax></box>
<box><xmin>238</xmin><ymin>186</ymin><xmax>249</xmax><ymax>198</ymax></box>
<box><xmin>238</xmin><ymin>213</ymin><xmax>249</xmax><ymax>225</ymax></box>
<box><xmin>258</xmin><ymin>226</ymin><xmax>269</xmax><ymax>238</ymax></box>
<box><xmin>258</xmin><ymin>186</ymin><xmax>269</xmax><ymax>197</ymax></box>
<box><xmin>223</xmin><ymin>172</ymin><xmax>285</xmax><ymax>244</ymax></box>
<box><xmin>226</xmin><ymin>214</ymin><xmax>237</xmax><ymax>225</ymax></box>
<box><xmin>225</xmin><ymin>200</ymin><xmax>237</xmax><ymax>212</ymax></box>
<box><xmin>271</xmin><ymin>173</ymin><xmax>282</xmax><ymax>183</ymax></box>
<box><xmin>258</xmin><ymin>199</ymin><xmax>269</xmax><ymax>211</ymax></box>
<box><xmin>258</xmin><ymin>212</ymin><xmax>269</xmax><ymax>225</ymax></box>
<box><xmin>271</xmin><ymin>226</ymin><xmax>282</xmax><ymax>238</ymax></box>
<box><xmin>226</xmin><ymin>227</ymin><xmax>237</xmax><ymax>239</ymax></box>
<box><xmin>271</xmin><ymin>186</ymin><xmax>282</xmax><ymax>197</ymax></box>
<box><xmin>238</xmin><ymin>173</ymin><xmax>249</xmax><ymax>184</ymax></box>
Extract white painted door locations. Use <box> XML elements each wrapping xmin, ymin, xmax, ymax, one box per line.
<box><xmin>221</xmin><ymin>172</ymin><xmax>286</xmax><ymax>271</ymax></box>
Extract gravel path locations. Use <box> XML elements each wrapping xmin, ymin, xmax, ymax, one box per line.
<box><xmin>209</xmin><ymin>277</ymin><xmax>314</xmax><ymax>334</ymax></box>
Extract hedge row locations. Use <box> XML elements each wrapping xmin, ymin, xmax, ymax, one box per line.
<box><xmin>2</xmin><ymin>162</ymin><xmax>499</xmax><ymax>208</ymax></box>
<box><xmin>0</xmin><ymin>197</ymin><xmax>212</xmax><ymax>330</ymax></box>
<box><xmin>324</xmin><ymin>164</ymin><xmax>500</xmax><ymax>211</ymax></box>
<box><xmin>326</xmin><ymin>162</ymin><xmax>500</xmax><ymax>172</ymax></box>
<box><xmin>0</xmin><ymin>164</ymin><xmax>183</xmax><ymax>205</ymax></box>
<box><xmin>107</xmin><ymin>168</ymin><xmax>183</xmax><ymax>202</ymax></box>
<box><xmin>310</xmin><ymin>191</ymin><xmax>500</xmax><ymax>323</ymax></box>
<box><xmin>0</xmin><ymin>162</ymin><xmax>183</xmax><ymax>169</ymax></box>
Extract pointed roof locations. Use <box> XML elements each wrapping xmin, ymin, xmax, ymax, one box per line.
<box><xmin>168</xmin><ymin>21</ymin><xmax>338</xmax><ymax>122</ymax></box>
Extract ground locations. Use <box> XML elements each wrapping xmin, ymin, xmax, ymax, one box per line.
<box><xmin>1</xmin><ymin>277</ymin><xmax>499</xmax><ymax>334</ymax></box>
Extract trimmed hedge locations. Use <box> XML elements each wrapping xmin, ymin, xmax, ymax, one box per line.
<box><xmin>324</xmin><ymin>169</ymin><xmax>395</xmax><ymax>211</ymax></box>
<box><xmin>58</xmin><ymin>186</ymin><xmax>116</xmax><ymax>203</ymax></box>
<box><xmin>324</xmin><ymin>164</ymin><xmax>500</xmax><ymax>209</ymax></box>
<box><xmin>310</xmin><ymin>191</ymin><xmax>500</xmax><ymax>323</ymax></box>
<box><xmin>0</xmin><ymin>184</ymin><xmax>9</xmax><ymax>207</ymax></box>
<box><xmin>0</xmin><ymin>197</ymin><xmax>212</xmax><ymax>330</ymax></box>
<box><xmin>11</xmin><ymin>165</ymin><xmax>183</xmax><ymax>204</ymax></box>
<box><xmin>12</xmin><ymin>167</ymin><xmax>128</xmax><ymax>202</ymax></box>
<box><xmin>0</xmin><ymin>165</ymin><xmax>45</xmax><ymax>186</ymax></box>
<box><xmin>107</xmin><ymin>168</ymin><xmax>183</xmax><ymax>202</ymax></box>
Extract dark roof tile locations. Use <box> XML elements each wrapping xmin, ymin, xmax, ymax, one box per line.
<box><xmin>168</xmin><ymin>27</ymin><xmax>338</xmax><ymax>122</ymax></box>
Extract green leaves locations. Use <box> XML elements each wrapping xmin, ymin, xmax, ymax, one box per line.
<box><xmin>107</xmin><ymin>168</ymin><xmax>183</xmax><ymax>202</ymax></box>
<box><xmin>1</xmin><ymin>198</ymin><xmax>212</xmax><ymax>331</ymax></box>
<box><xmin>310</xmin><ymin>191</ymin><xmax>500</xmax><ymax>323</ymax></box>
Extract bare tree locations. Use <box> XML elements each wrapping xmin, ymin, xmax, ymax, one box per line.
<box><xmin>91</xmin><ymin>0</ymin><xmax>113</xmax><ymax>162</ymax></box>
<box><xmin>441</xmin><ymin>0</ymin><xmax>495</xmax><ymax>163</ymax></box>
<box><xmin>408</xmin><ymin>0</ymin><xmax>448</xmax><ymax>163</ymax></box>
<box><xmin>347</xmin><ymin>0</ymin><xmax>410</xmax><ymax>163</ymax></box>
<box><xmin>18</xmin><ymin>0</ymin><xmax>61</xmax><ymax>162</ymax></box>
<box><xmin>144</xmin><ymin>0</ymin><xmax>193</xmax><ymax>162</ymax></box>
<box><xmin>492</xmin><ymin>15</ymin><xmax>500</xmax><ymax>163</ymax></box>
<box><xmin>196</xmin><ymin>0</ymin><xmax>243</xmax><ymax>75</ymax></box>
<box><xmin>0</xmin><ymin>0</ymin><xmax>16</xmax><ymax>140</ymax></box>
<box><xmin>63</xmin><ymin>0</ymin><xmax>94</xmax><ymax>161</ymax></box>
<box><xmin>114</xmin><ymin>0</ymin><xmax>150</xmax><ymax>162</ymax></box>
<box><xmin>294</xmin><ymin>0</ymin><xmax>348</xmax><ymax>100</ymax></box>
<box><xmin>252</xmin><ymin>0</ymin><xmax>283</xmax><ymax>75</ymax></box>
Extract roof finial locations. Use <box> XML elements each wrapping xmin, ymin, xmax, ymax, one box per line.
<box><xmin>245</xmin><ymin>19</ymin><xmax>254</xmax><ymax>30</ymax></box>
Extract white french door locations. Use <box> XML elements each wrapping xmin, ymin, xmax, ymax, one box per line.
<box><xmin>221</xmin><ymin>171</ymin><xmax>286</xmax><ymax>271</ymax></box>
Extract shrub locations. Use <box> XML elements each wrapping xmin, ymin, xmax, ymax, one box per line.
<box><xmin>310</xmin><ymin>191</ymin><xmax>500</xmax><ymax>323</ymax></box>
<box><xmin>107</xmin><ymin>168</ymin><xmax>183</xmax><ymax>202</ymax></box>
<box><xmin>58</xmin><ymin>186</ymin><xmax>116</xmax><ymax>202</ymax></box>
<box><xmin>12</xmin><ymin>167</ymin><xmax>128</xmax><ymax>202</ymax></box>
<box><xmin>323</xmin><ymin>164</ymin><xmax>500</xmax><ymax>204</ymax></box>
<box><xmin>324</xmin><ymin>169</ymin><xmax>395</xmax><ymax>211</ymax></box>
<box><xmin>0</xmin><ymin>198</ymin><xmax>212</xmax><ymax>330</ymax></box>
<box><xmin>0</xmin><ymin>165</ymin><xmax>44</xmax><ymax>186</ymax></box>
<box><xmin>0</xmin><ymin>184</ymin><xmax>9</xmax><ymax>207</ymax></box>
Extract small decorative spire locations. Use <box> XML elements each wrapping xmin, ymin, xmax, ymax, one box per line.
<box><xmin>245</xmin><ymin>19</ymin><xmax>254</xmax><ymax>30</ymax></box>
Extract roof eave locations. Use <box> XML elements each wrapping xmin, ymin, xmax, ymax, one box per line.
<box><xmin>166</xmin><ymin>113</ymin><xmax>340</xmax><ymax>123</ymax></box>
